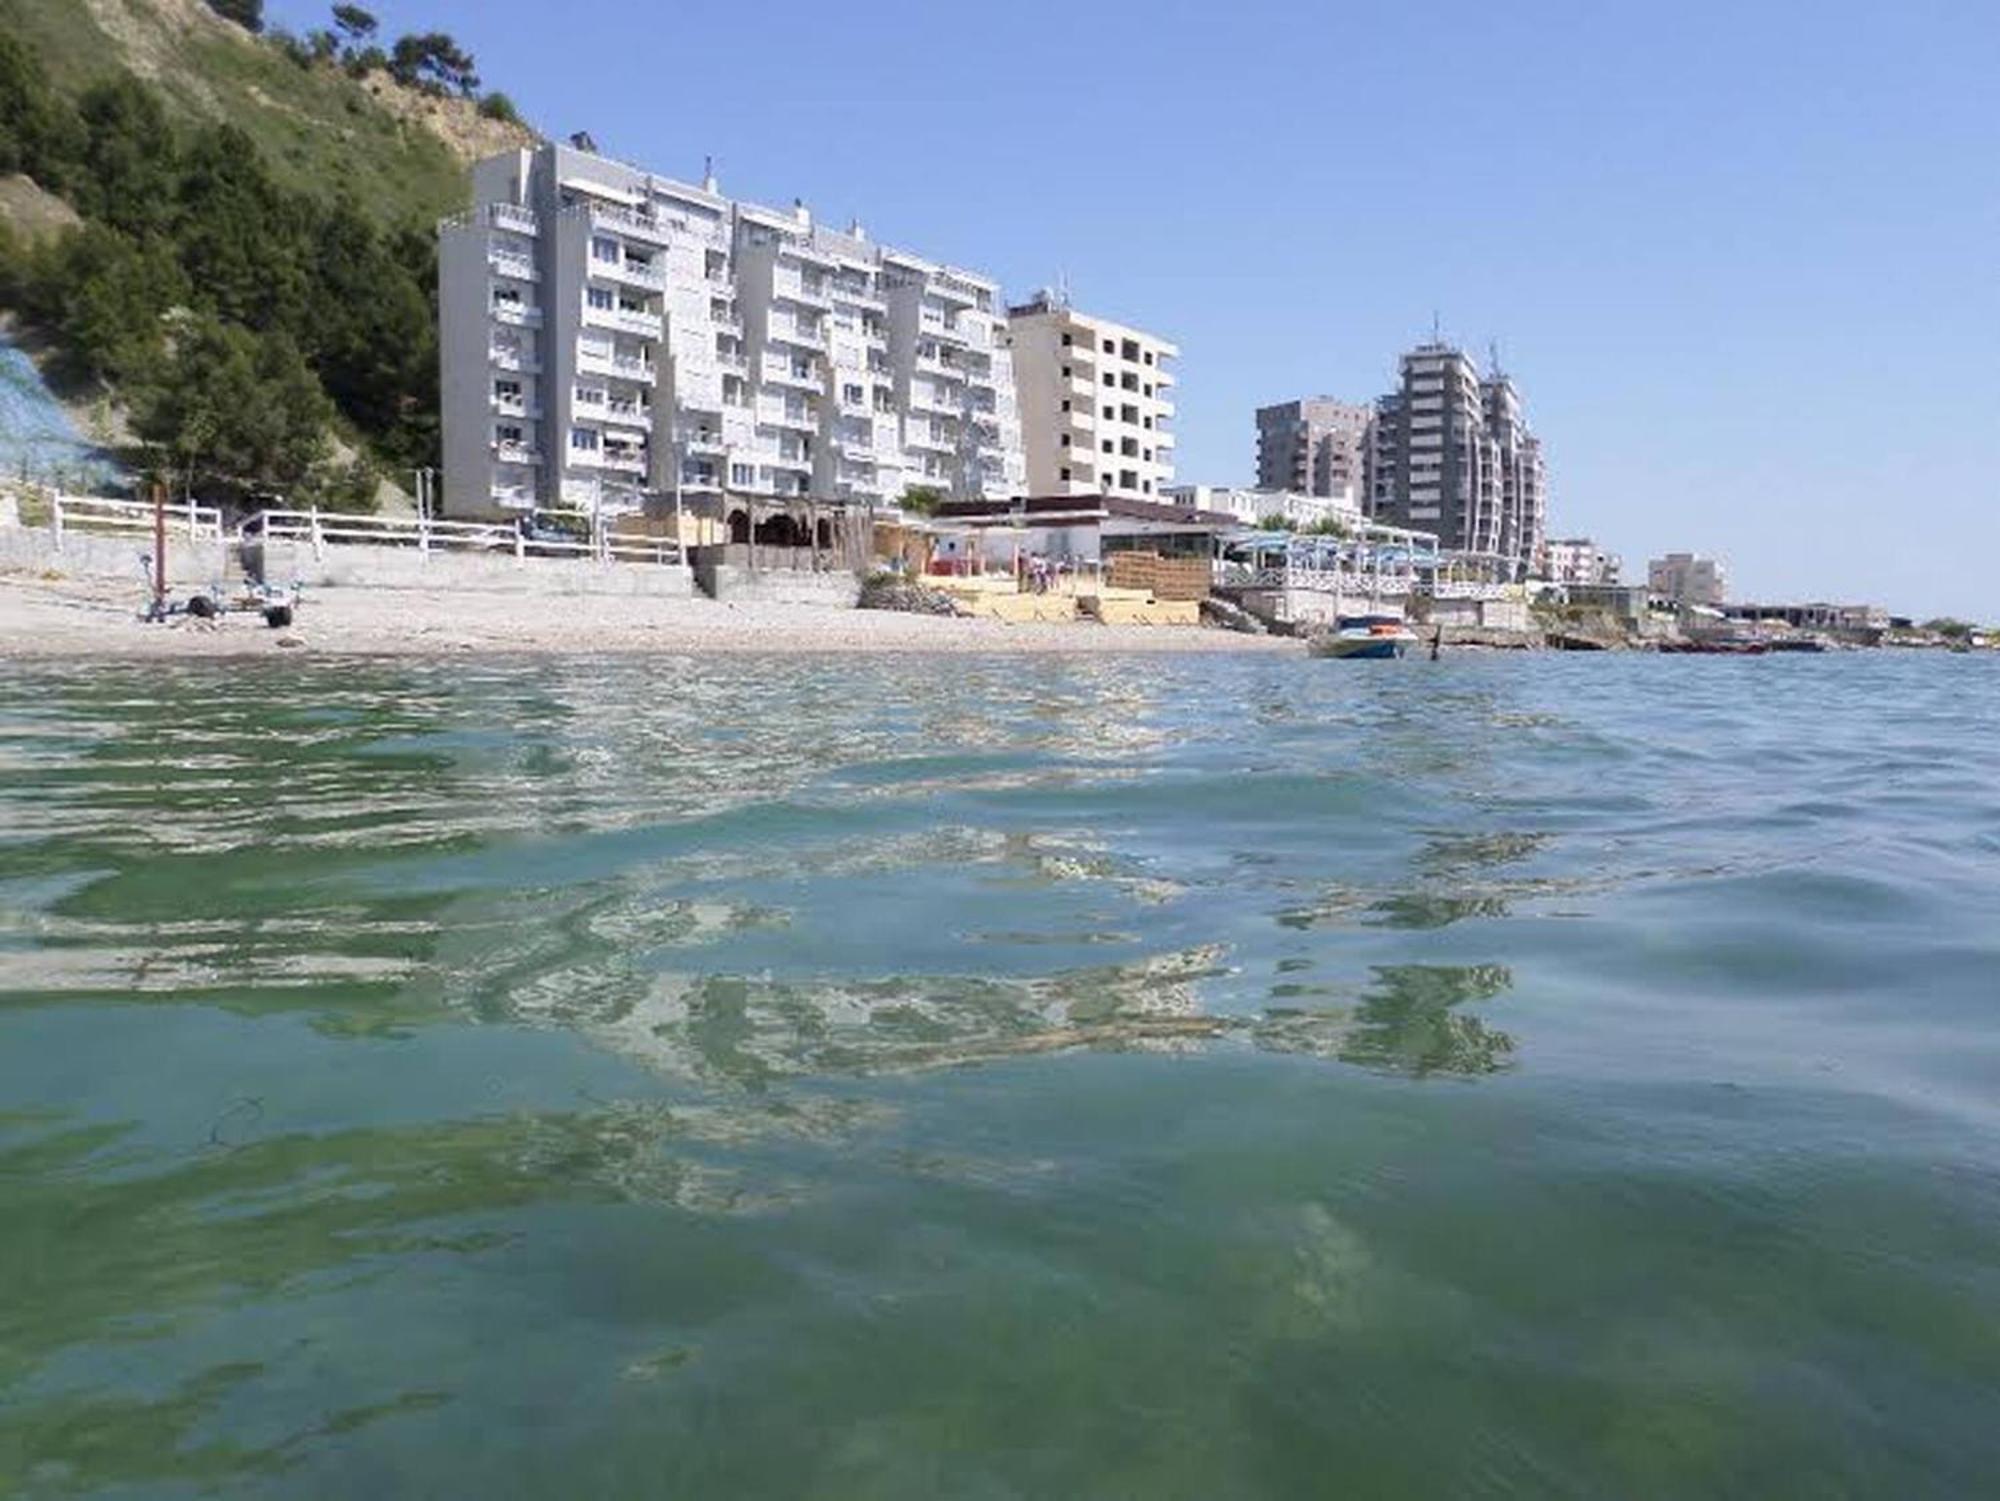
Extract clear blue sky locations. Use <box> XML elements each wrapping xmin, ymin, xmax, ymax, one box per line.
<box><xmin>273</xmin><ymin>0</ymin><xmax>2000</xmax><ymax>617</ymax></box>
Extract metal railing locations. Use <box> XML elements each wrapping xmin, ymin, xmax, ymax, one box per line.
<box><xmin>249</xmin><ymin>508</ymin><xmax>683</xmax><ymax>567</ymax></box>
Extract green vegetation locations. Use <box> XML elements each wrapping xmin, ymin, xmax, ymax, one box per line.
<box><xmin>900</xmin><ymin>485</ymin><xmax>946</xmax><ymax>516</ymax></box>
<box><xmin>1255</xmin><ymin>512</ymin><xmax>1293</xmax><ymax>531</ymax></box>
<box><xmin>0</xmin><ymin>0</ymin><xmax>535</xmax><ymax>507</ymax></box>
<box><xmin>1922</xmin><ymin>617</ymin><xmax>1973</xmax><ymax>640</ymax></box>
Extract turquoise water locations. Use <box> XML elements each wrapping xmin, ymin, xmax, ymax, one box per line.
<box><xmin>2</xmin><ymin>651</ymin><xmax>1997</xmax><ymax>1497</ymax></box>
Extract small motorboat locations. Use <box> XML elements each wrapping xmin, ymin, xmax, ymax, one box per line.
<box><xmin>1310</xmin><ymin>613</ymin><xmax>1419</xmax><ymax>660</ymax></box>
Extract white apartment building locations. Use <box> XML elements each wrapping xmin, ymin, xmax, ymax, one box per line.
<box><xmin>1006</xmin><ymin>292</ymin><xmax>1177</xmax><ymax>500</ymax></box>
<box><xmin>1163</xmin><ymin>484</ymin><xmax>1361</xmax><ymax>530</ymax></box>
<box><xmin>1543</xmin><ymin>536</ymin><xmax>1621</xmax><ymax>586</ymax></box>
<box><xmin>438</xmin><ymin>141</ymin><xmax>1024</xmax><ymax>522</ymax></box>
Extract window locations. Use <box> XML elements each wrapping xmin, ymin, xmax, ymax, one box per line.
<box><xmin>1101</xmin><ymin>440</ymin><xmax>1113</xmax><ymax>453</ymax></box>
<box><xmin>1143</xmin><ymin>352</ymin><xmax>1153</xmax><ymax>366</ymax></box>
<box><xmin>494</xmin><ymin>380</ymin><xmax>520</xmax><ymax>398</ymax></box>
<box><xmin>592</xmin><ymin>236</ymin><xmax>618</xmax><ymax>261</ymax></box>
<box><xmin>731</xmin><ymin>463</ymin><xmax>754</xmax><ymax>485</ymax></box>
<box><xmin>1141</xmin><ymin>479</ymin><xmax>1151</xmax><ymax>494</ymax></box>
<box><xmin>1061</xmin><ymin>333</ymin><xmax>1072</xmax><ymax>347</ymax></box>
<box><xmin>1059</xmin><ymin>433</ymin><xmax>1070</xmax><ymax>447</ymax></box>
<box><xmin>1061</xmin><ymin>466</ymin><xmax>1071</xmax><ymax>481</ymax></box>
<box><xmin>587</xmin><ymin>287</ymin><xmax>614</xmax><ymax>310</ymax></box>
<box><xmin>1142</xmin><ymin>383</ymin><xmax>1152</xmax><ymax>396</ymax></box>
<box><xmin>496</xmin><ymin>424</ymin><xmax>523</xmax><ymax>443</ymax></box>
<box><xmin>1101</xmin><ymin>338</ymin><xmax>1114</xmax><ymax>353</ymax></box>
<box><xmin>1101</xmin><ymin>373</ymin><xmax>1112</xmax><ymax>386</ymax></box>
<box><xmin>1062</xmin><ymin>365</ymin><xmax>1071</xmax><ymax>378</ymax></box>
<box><xmin>1142</xmin><ymin>416</ymin><xmax>1152</xmax><ymax>430</ymax></box>
<box><xmin>571</xmin><ymin>428</ymin><xmax>599</xmax><ymax>451</ymax></box>
<box><xmin>844</xmin><ymin>383</ymin><xmax>864</xmax><ymax>405</ymax></box>
<box><xmin>1060</xmin><ymin>399</ymin><xmax>1071</xmax><ymax>412</ymax></box>
<box><xmin>1143</xmin><ymin>449</ymin><xmax>1152</xmax><ymax>462</ymax></box>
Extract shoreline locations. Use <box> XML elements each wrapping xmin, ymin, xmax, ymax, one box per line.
<box><xmin>0</xmin><ymin>572</ymin><xmax>1294</xmax><ymax>659</ymax></box>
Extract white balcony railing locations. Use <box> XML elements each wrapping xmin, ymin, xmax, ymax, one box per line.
<box><xmin>493</xmin><ymin>440</ymin><xmax>541</xmax><ymax>466</ymax></box>
<box><xmin>489</xmin><ymin>202</ymin><xmax>540</xmax><ymax>236</ymax></box>
<box><xmin>489</xmin><ymin>346</ymin><xmax>540</xmax><ymax>373</ymax></box>
<box><xmin>491</xmin><ymin>303</ymin><xmax>542</xmax><ymax>328</ymax></box>
<box><xmin>489</xmin><ymin>249</ymin><xmax>538</xmax><ymax>281</ymax></box>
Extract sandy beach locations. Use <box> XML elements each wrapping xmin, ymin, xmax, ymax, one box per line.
<box><xmin>0</xmin><ymin>572</ymin><xmax>1293</xmax><ymax>658</ymax></box>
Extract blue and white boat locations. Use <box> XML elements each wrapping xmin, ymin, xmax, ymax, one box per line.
<box><xmin>1309</xmin><ymin>613</ymin><xmax>1420</xmax><ymax>660</ymax></box>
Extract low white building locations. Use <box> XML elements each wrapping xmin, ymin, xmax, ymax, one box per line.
<box><xmin>1162</xmin><ymin>484</ymin><xmax>1361</xmax><ymax>531</ymax></box>
<box><xmin>1543</xmin><ymin>536</ymin><xmax>1621</xmax><ymax>586</ymax></box>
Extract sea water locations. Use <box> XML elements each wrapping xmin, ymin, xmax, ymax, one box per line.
<box><xmin>1</xmin><ymin>651</ymin><xmax>1996</xmax><ymax>1497</ymax></box>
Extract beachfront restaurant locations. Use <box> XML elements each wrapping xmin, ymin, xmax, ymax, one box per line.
<box><xmin>929</xmin><ymin>493</ymin><xmax>1239</xmax><ymax>576</ymax></box>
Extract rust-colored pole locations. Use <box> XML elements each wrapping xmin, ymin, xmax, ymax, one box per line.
<box><xmin>152</xmin><ymin>479</ymin><xmax>167</xmax><ymax>613</ymax></box>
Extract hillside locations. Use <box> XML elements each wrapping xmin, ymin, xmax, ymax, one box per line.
<box><xmin>0</xmin><ymin>0</ymin><xmax>532</xmax><ymax>226</ymax></box>
<box><xmin>0</xmin><ymin>0</ymin><xmax>541</xmax><ymax>509</ymax></box>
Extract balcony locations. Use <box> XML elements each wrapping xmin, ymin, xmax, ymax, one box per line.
<box><xmin>488</xmin><ymin>202</ymin><xmax>539</xmax><ymax>237</ymax></box>
<box><xmin>489</xmin><ymin>249</ymin><xmax>538</xmax><ymax>282</ymax></box>
<box><xmin>773</xmin><ymin>274</ymin><xmax>833</xmax><ymax>310</ymax></box>
<box><xmin>577</xmin><ymin>349</ymin><xmax>655</xmax><ymax>383</ymax></box>
<box><xmin>602</xmin><ymin>400</ymin><xmax>651</xmax><ymax>431</ymax></box>
<box><xmin>490</xmin><ymin>345</ymin><xmax>540</xmax><ymax>374</ymax></box>
<box><xmin>830</xmin><ymin>279</ymin><xmax>884</xmax><ymax>310</ymax></box>
<box><xmin>763</xmin><ymin>359</ymin><xmax>823</xmax><ymax>393</ymax></box>
<box><xmin>588</xmin><ymin>202</ymin><xmax>673</xmax><ymax>244</ymax></box>
<box><xmin>601</xmin><ymin>448</ymin><xmax>649</xmax><ymax>475</ymax></box>
<box><xmin>491</xmin><ymin>302</ymin><xmax>542</xmax><ymax>328</ymax></box>
<box><xmin>676</xmin><ymin>427</ymin><xmax>727</xmax><ymax>453</ymax></box>
<box><xmin>714</xmin><ymin>349</ymin><xmax>748</xmax><ymax>372</ymax></box>
<box><xmin>903</xmin><ymin>426</ymin><xmax>955</xmax><ymax>456</ymax></box>
<box><xmin>583</xmin><ymin>303</ymin><xmax>664</xmax><ymax>339</ymax></box>
<box><xmin>756</xmin><ymin>396</ymin><xmax>816</xmax><ymax>432</ymax></box>
<box><xmin>490</xmin><ymin>483</ymin><xmax>535</xmax><ymax>509</ymax></box>
<box><xmin>492</xmin><ymin>439</ymin><xmax>540</xmax><ymax>466</ymax></box>
<box><xmin>490</xmin><ymin>394</ymin><xmax>540</xmax><ymax>420</ymax></box>
<box><xmin>591</xmin><ymin>254</ymin><xmax>666</xmax><ymax>291</ymax></box>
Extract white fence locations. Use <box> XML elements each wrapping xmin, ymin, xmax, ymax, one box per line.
<box><xmin>250</xmin><ymin>509</ymin><xmax>682</xmax><ymax>567</ymax></box>
<box><xmin>43</xmin><ymin>493</ymin><xmax>225</xmax><ymax>546</ymax></box>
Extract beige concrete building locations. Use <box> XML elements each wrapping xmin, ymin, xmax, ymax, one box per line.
<box><xmin>1006</xmin><ymin>292</ymin><xmax>1177</xmax><ymax>500</ymax></box>
<box><xmin>1543</xmin><ymin>536</ymin><xmax>1621</xmax><ymax>586</ymax></box>
<box><xmin>1254</xmin><ymin>398</ymin><xmax>1370</xmax><ymax>503</ymax></box>
<box><xmin>1648</xmin><ymin>552</ymin><xmax>1728</xmax><ymax>605</ymax></box>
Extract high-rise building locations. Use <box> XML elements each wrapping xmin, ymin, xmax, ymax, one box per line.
<box><xmin>1007</xmin><ymin>292</ymin><xmax>1177</xmax><ymax>499</ymax></box>
<box><xmin>438</xmin><ymin>141</ymin><xmax>1025</xmax><ymax>522</ymax></box>
<box><xmin>1648</xmin><ymin>553</ymin><xmax>1728</xmax><ymax>605</ymax></box>
<box><xmin>1254</xmin><ymin>397</ymin><xmax>1370</xmax><ymax>502</ymax></box>
<box><xmin>1364</xmin><ymin>341</ymin><xmax>1547</xmax><ymax>577</ymax></box>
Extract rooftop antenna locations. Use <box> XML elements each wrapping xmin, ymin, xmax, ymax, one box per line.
<box><xmin>1489</xmin><ymin>338</ymin><xmax>1505</xmax><ymax>377</ymax></box>
<box><xmin>1430</xmin><ymin>309</ymin><xmax>1443</xmax><ymax>343</ymax></box>
<box><xmin>1054</xmin><ymin>270</ymin><xmax>1071</xmax><ymax>310</ymax></box>
<box><xmin>701</xmin><ymin>154</ymin><xmax>719</xmax><ymax>193</ymax></box>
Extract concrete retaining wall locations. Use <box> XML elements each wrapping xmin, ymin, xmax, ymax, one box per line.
<box><xmin>0</xmin><ymin>523</ymin><xmax>694</xmax><ymax>599</ymax></box>
<box><xmin>0</xmin><ymin>524</ymin><xmax>229</xmax><ymax>586</ymax></box>
<box><xmin>257</xmin><ymin>539</ymin><xmax>695</xmax><ymax>598</ymax></box>
<box><xmin>697</xmin><ymin>564</ymin><xmax>860</xmax><ymax>608</ymax></box>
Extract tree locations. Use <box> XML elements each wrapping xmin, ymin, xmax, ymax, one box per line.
<box><xmin>1256</xmin><ymin>512</ymin><xmax>1295</xmax><ymax>532</ymax></box>
<box><xmin>70</xmin><ymin>77</ymin><xmax>178</xmax><ymax>237</ymax></box>
<box><xmin>1923</xmin><ymin>618</ymin><xmax>1973</xmax><ymax>640</ymax></box>
<box><xmin>900</xmin><ymin>485</ymin><xmax>945</xmax><ymax>516</ymax></box>
<box><xmin>131</xmin><ymin>314</ymin><xmax>332</xmax><ymax>501</ymax></box>
<box><xmin>204</xmin><ymin>0</ymin><xmax>265</xmax><ymax>33</ymax></box>
<box><xmin>26</xmin><ymin>224</ymin><xmax>190</xmax><ymax>383</ymax></box>
<box><xmin>478</xmin><ymin>91</ymin><xmax>521</xmax><ymax>125</ymax></box>
<box><xmin>330</xmin><ymin>4</ymin><xmax>378</xmax><ymax>42</ymax></box>
<box><xmin>0</xmin><ymin>31</ymin><xmax>80</xmax><ymax>187</ymax></box>
<box><xmin>389</xmin><ymin>31</ymin><xmax>479</xmax><ymax>96</ymax></box>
